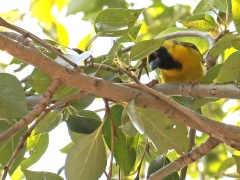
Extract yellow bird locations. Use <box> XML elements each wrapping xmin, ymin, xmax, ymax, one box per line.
<box><xmin>148</xmin><ymin>40</ymin><xmax>205</xmax><ymax>84</ymax></box>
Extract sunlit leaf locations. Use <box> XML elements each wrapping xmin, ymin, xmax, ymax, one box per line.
<box><xmin>22</xmin><ymin>169</ymin><xmax>64</xmax><ymax>180</ymax></box>
<box><xmin>55</xmin><ymin>21</ymin><xmax>69</xmax><ymax>46</ymax></box>
<box><xmin>0</xmin><ymin>73</ymin><xmax>28</xmax><ymax>118</ymax></box>
<box><xmin>21</xmin><ymin>133</ymin><xmax>49</xmax><ymax>169</ymax></box>
<box><xmin>216</xmin><ymin>51</ymin><xmax>240</xmax><ymax>82</ymax></box>
<box><xmin>218</xmin><ymin>157</ymin><xmax>235</xmax><ymax>174</ymax></box>
<box><xmin>179</xmin><ymin>20</ymin><xmax>215</xmax><ymax>31</ymax></box>
<box><xmin>65</xmin><ymin>128</ymin><xmax>107</xmax><ymax>180</ymax></box>
<box><xmin>147</xmin><ymin>155</ymin><xmax>179</xmax><ymax>179</ymax></box>
<box><xmin>179</xmin><ymin>13</ymin><xmax>217</xmax><ymax>31</ymax></box>
<box><xmin>95</xmin><ymin>8</ymin><xmax>143</xmax><ymax>37</ymax></box>
<box><xmin>232</xmin><ymin>155</ymin><xmax>240</xmax><ymax>174</ymax></box>
<box><xmin>130</xmin><ymin>38</ymin><xmax>165</xmax><ymax>61</ymax></box>
<box><xmin>103</xmin><ymin>105</ymin><xmax>138</xmax><ymax>175</ymax></box>
<box><xmin>232</xmin><ymin>0</ymin><xmax>240</xmax><ymax>34</ymax></box>
<box><xmin>30</xmin><ymin>0</ymin><xmax>54</xmax><ymax>29</ymax></box>
<box><xmin>77</xmin><ymin>33</ymin><xmax>94</xmax><ymax>51</ymax></box>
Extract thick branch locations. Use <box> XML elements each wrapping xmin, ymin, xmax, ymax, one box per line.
<box><xmin>0</xmin><ymin>33</ymin><xmax>240</xmax><ymax>147</ymax></box>
<box><xmin>124</xmin><ymin>83</ymin><xmax>240</xmax><ymax>99</ymax></box>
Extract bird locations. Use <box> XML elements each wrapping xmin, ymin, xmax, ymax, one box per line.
<box><xmin>148</xmin><ymin>40</ymin><xmax>205</xmax><ymax>84</ymax></box>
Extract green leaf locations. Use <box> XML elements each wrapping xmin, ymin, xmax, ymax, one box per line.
<box><xmin>66</xmin><ymin>115</ymin><xmax>101</xmax><ymax>134</ymax></box>
<box><xmin>147</xmin><ymin>155</ymin><xmax>179</xmax><ymax>179</ymax></box>
<box><xmin>232</xmin><ymin>0</ymin><xmax>240</xmax><ymax>34</ymax></box>
<box><xmin>126</xmin><ymin>103</ymin><xmax>189</xmax><ymax>154</ymax></box>
<box><xmin>10</xmin><ymin>57</ymin><xmax>29</xmax><ymax>72</ymax></box>
<box><xmin>95</xmin><ymin>8</ymin><xmax>143</xmax><ymax>37</ymax></box>
<box><xmin>216</xmin><ymin>51</ymin><xmax>240</xmax><ymax>82</ymax></box>
<box><xmin>218</xmin><ymin>157</ymin><xmax>235</xmax><ymax>174</ymax></box>
<box><xmin>120</xmin><ymin>108</ymin><xmax>138</xmax><ymax>137</ymax></box>
<box><xmin>0</xmin><ymin>73</ymin><xmax>28</xmax><ymax>118</ymax></box>
<box><xmin>208</xmin><ymin>34</ymin><xmax>240</xmax><ymax>58</ymax></box>
<box><xmin>77</xmin><ymin>33</ymin><xmax>94</xmax><ymax>50</ymax></box>
<box><xmin>186</xmin><ymin>13</ymin><xmax>216</xmax><ymax>26</ymax></box>
<box><xmin>0</xmin><ymin>121</ymin><xmax>27</xmax><ymax>175</ymax></box>
<box><xmin>130</xmin><ymin>38</ymin><xmax>165</xmax><ymax>61</ymax></box>
<box><xmin>158</xmin><ymin>27</ymin><xmax>209</xmax><ymax>53</ymax></box>
<box><xmin>179</xmin><ymin>13</ymin><xmax>217</xmax><ymax>31</ymax></box>
<box><xmin>179</xmin><ymin>19</ymin><xmax>215</xmax><ymax>31</ymax></box>
<box><xmin>70</xmin><ymin>94</ymin><xmax>95</xmax><ymax>111</ymax></box>
<box><xmin>21</xmin><ymin>133</ymin><xmax>49</xmax><ymax>169</ymax></box>
<box><xmin>191</xmin><ymin>98</ymin><xmax>217</xmax><ymax>111</ymax></box>
<box><xmin>193</xmin><ymin>0</ymin><xmax>231</xmax><ymax>13</ymax></box>
<box><xmin>233</xmin><ymin>155</ymin><xmax>240</xmax><ymax>174</ymax></box>
<box><xmin>201</xmin><ymin>64</ymin><xmax>222</xmax><ymax>84</ymax></box>
<box><xmin>34</xmin><ymin>111</ymin><xmax>63</xmax><ymax>135</ymax></box>
<box><xmin>138</xmin><ymin>141</ymin><xmax>160</xmax><ymax>164</ymax></box>
<box><xmin>28</xmin><ymin>69</ymin><xmax>52</xmax><ymax>94</ymax></box>
<box><xmin>28</xmin><ymin>69</ymin><xmax>79</xmax><ymax>100</ymax></box>
<box><xmin>67</xmin><ymin>0</ymin><xmax>103</xmax><ymax>16</ymax></box>
<box><xmin>125</xmin><ymin>100</ymin><xmax>145</xmax><ymax>134</ymax></box>
<box><xmin>60</xmin><ymin>141</ymin><xmax>74</xmax><ymax>154</ymax></box>
<box><xmin>22</xmin><ymin>169</ymin><xmax>64</xmax><ymax>180</ymax></box>
<box><xmin>117</xmin><ymin>23</ymin><xmax>142</xmax><ymax>43</ymax></box>
<box><xmin>65</xmin><ymin>128</ymin><xmax>107</xmax><ymax>180</ymax></box>
<box><xmin>106</xmin><ymin>41</ymin><xmax>120</xmax><ymax>60</ymax></box>
<box><xmin>103</xmin><ymin>105</ymin><xmax>138</xmax><ymax>176</ymax></box>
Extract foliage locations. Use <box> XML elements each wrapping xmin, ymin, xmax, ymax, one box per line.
<box><xmin>0</xmin><ymin>0</ymin><xmax>240</xmax><ymax>180</ymax></box>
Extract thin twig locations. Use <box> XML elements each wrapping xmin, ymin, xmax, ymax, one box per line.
<box><xmin>103</xmin><ymin>99</ymin><xmax>114</xmax><ymax>180</ymax></box>
<box><xmin>148</xmin><ymin>137</ymin><xmax>221</xmax><ymax>180</ymax></box>
<box><xmin>0</xmin><ymin>18</ymin><xmax>82</xmax><ymax>72</ymax></box>
<box><xmin>180</xmin><ymin>129</ymin><xmax>196</xmax><ymax>180</ymax></box>
<box><xmin>134</xmin><ymin>140</ymin><xmax>149</xmax><ymax>180</ymax></box>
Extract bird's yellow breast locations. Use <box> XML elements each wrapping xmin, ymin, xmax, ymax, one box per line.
<box><xmin>159</xmin><ymin>41</ymin><xmax>205</xmax><ymax>84</ymax></box>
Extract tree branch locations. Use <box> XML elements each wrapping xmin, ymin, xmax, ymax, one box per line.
<box><xmin>148</xmin><ymin>137</ymin><xmax>221</xmax><ymax>180</ymax></box>
<box><xmin>0</xmin><ymin>78</ymin><xmax>62</xmax><ymax>144</ymax></box>
<box><xmin>0</xmin><ymin>33</ymin><xmax>240</xmax><ymax>149</ymax></box>
<box><xmin>124</xmin><ymin>83</ymin><xmax>240</xmax><ymax>100</ymax></box>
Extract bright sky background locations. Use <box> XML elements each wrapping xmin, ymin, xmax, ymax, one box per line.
<box><xmin>1</xmin><ymin>0</ymin><xmax>239</xmax><ymax>179</ymax></box>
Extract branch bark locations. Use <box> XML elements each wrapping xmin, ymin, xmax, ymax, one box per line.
<box><xmin>0</xmin><ymin>33</ymin><xmax>240</xmax><ymax>148</ymax></box>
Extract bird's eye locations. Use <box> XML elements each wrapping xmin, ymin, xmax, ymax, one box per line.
<box><xmin>153</xmin><ymin>51</ymin><xmax>158</xmax><ymax>57</ymax></box>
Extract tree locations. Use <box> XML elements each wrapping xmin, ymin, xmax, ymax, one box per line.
<box><xmin>0</xmin><ymin>0</ymin><xmax>240</xmax><ymax>179</ymax></box>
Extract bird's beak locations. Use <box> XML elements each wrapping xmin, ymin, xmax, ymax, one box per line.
<box><xmin>149</xmin><ymin>57</ymin><xmax>161</xmax><ymax>70</ymax></box>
